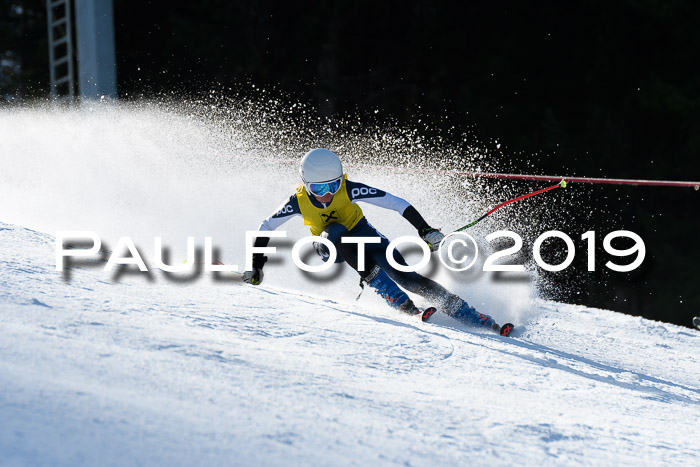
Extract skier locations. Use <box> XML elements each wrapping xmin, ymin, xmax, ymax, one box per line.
<box><xmin>243</xmin><ymin>148</ymin><xmax>511</xmax><ymax>335</ymax></box>
<box><xmin>694</xmin><ymin>316</ymin><xmax>700</xmax><ymax>331</ymax></box>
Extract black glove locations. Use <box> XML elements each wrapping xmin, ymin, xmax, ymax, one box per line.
<box><xmin>419</xmin><ymin>227</ymin><xmax>445</xmax><ymax>252</ymax></box>
<box><xmin>313</xmin><ymin>241</ymin><xmax>332</xmax><ymax>261</ymax></box>
<box><xmin>243</xmin><ymin>255</ymin><xmax>267</xmax><ymax>285</ymax></box>
<box><xmin>243</xmin><ymin>267</ymin><xmax>264</xmax><ymax>285</ymax></box>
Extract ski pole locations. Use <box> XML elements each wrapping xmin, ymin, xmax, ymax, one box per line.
<box><xmin>453</xmin><ymin>180</ymin><xmax>567</xmax><ymax>232</ymax></box>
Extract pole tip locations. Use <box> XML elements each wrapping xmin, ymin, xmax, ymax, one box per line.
<box><xmin>560</xmin><ymin>180</ymin><xmax>567</xmax><ymax>188</ymax></box>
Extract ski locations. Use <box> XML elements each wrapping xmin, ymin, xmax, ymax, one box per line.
<box><xmin>421</xmin><ymin>307</ymin><xmax>437</xmax><ymax>322</ymax></box>
<box><xmin>490</xmin><ymin>322</ymin><xmax>514</xmax><ymax>336</ymax></box>
<box><xmin>421</xmin><ymin>307</ymin><xmax>514</xmax><ymax>337</ymax></box>
<box><xmin>499</xmin><ymin>323</ymin><xmax>515</xmax><ymax>337</ymax></box>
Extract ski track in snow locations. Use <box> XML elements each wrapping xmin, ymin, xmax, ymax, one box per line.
<box><xmin>1</xmin><ymin>221</ymin><xmax>699</xmax><ymax>466</ymax></box>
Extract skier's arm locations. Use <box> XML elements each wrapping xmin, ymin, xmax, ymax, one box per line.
<box><xmin>347</xmin><ymin>180</ymin><xmax>444</xmax><ymax>250</ymax></box>
<box><xmin>401</xmin><ymin>205</ymin><xmax>430</xmax><ymax>232</ymax></box>
<box><xmin>401</xmin><ymin>205</ymin><xmax>444</xmax><ymax>250</ymax></box>
<box><xmin>244</xmin><ymin>195</ymin><xmax>301</xmax><ymax>284</ymax></box>
<box><xmin>346</xmin><ymin>180</ymin><xmax>411</xmax><ymax>213</ymax></box>
<box><xmin>258</xmin><ymin>195</ymin><xmax>302</xmax><ymax>232</ymax></box>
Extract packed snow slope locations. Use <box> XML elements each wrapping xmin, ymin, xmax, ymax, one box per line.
<box><xmin>1</xmin><ymin>104</ymin><xmax>699</xmax><ymax>465</ymax></box>
<box><xmin>2</xmin><ymin>222</ymin><xmax>700</xmax><ymax>466</ymax></box>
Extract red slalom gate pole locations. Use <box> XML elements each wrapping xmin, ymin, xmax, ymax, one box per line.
<box><xmin>274</xmin><ymin>158</ymin><xmax>700</xmax><ymax>189</ymax></box>
<box><xmin>453</xmin><ymin>180</ymin><xmax>567</xmax><ymax>232</ymax></box>
<box><xmin>452</xmin><ymin>171</ymin><xmax>700</xmax><ymax>189</ymax></box>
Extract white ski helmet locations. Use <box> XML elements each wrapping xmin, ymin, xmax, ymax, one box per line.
<box><xmin>299</xmin><ymin>148</ymin><xmax>343</xmax><ymax>194</ymax></box>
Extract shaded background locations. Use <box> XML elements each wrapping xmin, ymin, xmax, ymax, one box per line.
<box><xmin>2</xmin><ymin>0</ymin><xmax>699</xmax><ymax>326</ymax></box>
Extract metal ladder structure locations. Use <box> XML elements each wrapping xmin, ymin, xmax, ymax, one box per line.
<box><xmin>46</xmin><ymin>0</ymin><xmax>75</xmax><ymax>101</ymax></box>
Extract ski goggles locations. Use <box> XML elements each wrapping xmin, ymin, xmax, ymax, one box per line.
<box><xmin>308</xmin><ymin>178</ymin><xmax>342</xmax><ymax>197</ymax></box>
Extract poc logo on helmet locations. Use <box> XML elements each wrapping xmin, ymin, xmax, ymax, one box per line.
<box><xmin>351</xmin><ymin>187</ymin><xmax>377</xmax><ymax>198</ymax></box>
<box><xmin>276</xmin><ymin>205</ymin><xmax>294</xmax><ymax>216</ymax></box>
